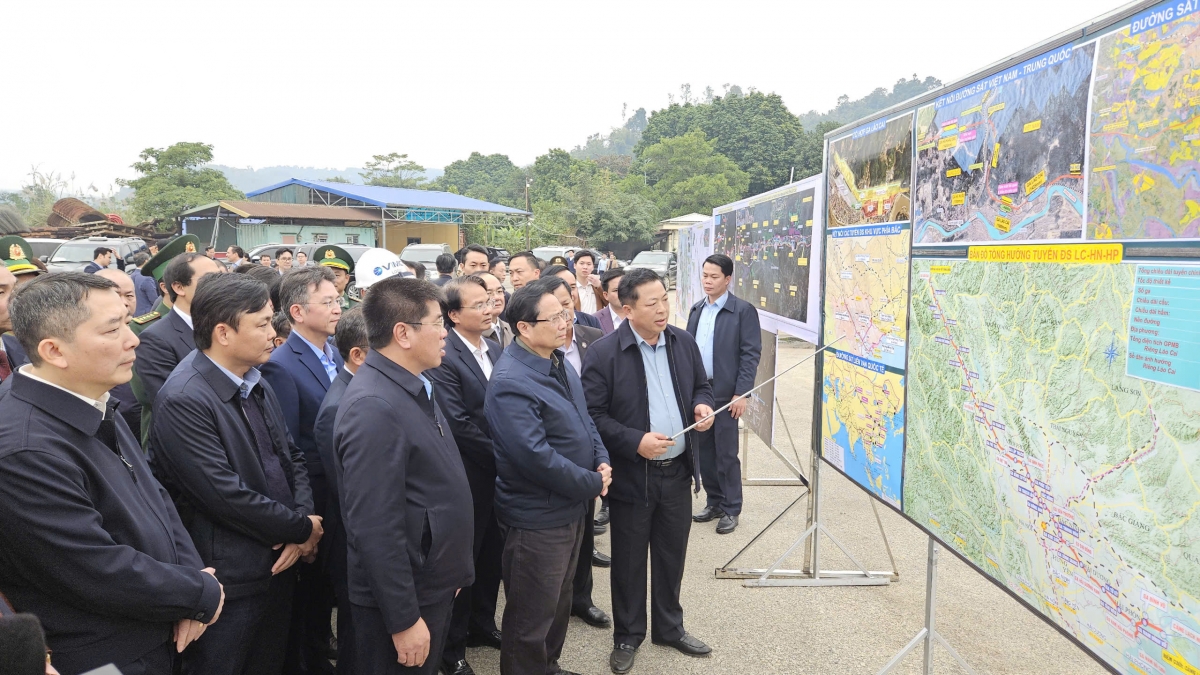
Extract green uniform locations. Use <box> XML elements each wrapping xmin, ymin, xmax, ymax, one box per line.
<box><xmin>0</xmin><ymin>235</ymin><xmax>44</xmax><ymax>279</ymax></box>
<box><xmin>314</xmin><ymin>245</ymin><xmax>358</xmax><ymax>312</ymax></box>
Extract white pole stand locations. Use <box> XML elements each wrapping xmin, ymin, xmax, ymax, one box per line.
<box><xmin>877</xmin><ymin>538</ymin><xmax>979</xmax><ymax>675</ymax></box>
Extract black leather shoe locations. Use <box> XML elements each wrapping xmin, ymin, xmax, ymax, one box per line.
<box><xmin>610</xmin><ymin>644</ymin><xmax>638</xmax><ymax>673</ymax></box>
<box><xmin>592</xmin><ymin>549</ymin><xmax>611</xmax><ymax>567</ymax></box>
<box><xmin>593</xmin><ymin>522</ymin><xmax>607</xmax><ymax>536</ymax></box>
<box><xmin>692</xmin><ymin>505</ymin><xmax>723</xmax><ymax>522</ymax></box>
<box><xmin>652</xmin><ymin>632</ymin><xmax>711</xmax><ymax>656</ymax></box>
<box><xmin>594</xmin><ymin>505</ymin><xmax>610</xmax><ymax>526</ymax></box>
<box><xmin>465</xmin><ymin>628</ymin><xmax>501</xmax><ymax>649</ymax></box>
<box><xmin>441</xmin><ymin>659</ymin><xmax>475</xmax><ymax>675</ymax></box>
<box><xmin>573</xmin><ymin>605</ymin><xmax>611</xmax><ymax>627</ymax></box>
<box><xmin>716</xmin><ymin>514</ymin><xmax>738</xmax><ymax>534</ymax></box>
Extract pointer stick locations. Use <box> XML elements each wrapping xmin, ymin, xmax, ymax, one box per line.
<box><xmin>670</xmin><ymin>335</ymin><xmax>845</xmax><ymax>440</ymax></box>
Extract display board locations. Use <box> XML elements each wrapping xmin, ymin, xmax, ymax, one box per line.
<box><xmin>905</xmin><ymin>249</ymin><xmax>1200</xmax><ymax>675</ymax></box>
<box><xmin>814</xmin><ymin>2</ymin><xmax>1200</xmax><ymax>673</ymax></box>
<box><xmin>741</xmin><ymin>329</ymin><xmax>777</xmax><ymax>447</ymax></box>
<box><xmin>712</xmin><ymin>174</ymin><xmax>824</xmax><ymax>341</ymax></box>
<box><xmin>675</xmin><ymin>218</ymin><xmax>713</xmax><ymax>320</ymax></box>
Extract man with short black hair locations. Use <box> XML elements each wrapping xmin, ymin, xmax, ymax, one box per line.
<box><xmin>0</xmin><ymin>273</ymin><xmax>225</xmax><ymax>675</ymax></box>
<box><xmin>594</xmin><ymin>268</ymin><xmax>626</xmax><ymax>335</ymax></box>
<box><xmin>152</xmin><ymin>273</ymin><xmax>322</xmax><ymax>675</ymax></box>
<box><xmin>489</xmin><ymin>258</ymin><xmax>507</xmax><ymax>286</ymax></box>
<box><xmin>260</xmin><ymin>253</ymin><xmax>273</xmax><ymax>267</ymax></box>
<box><xmin>83</xmin><ymin>247</ymin><xmax>112</xmax><ymax>274</ymax></box>
<box><xmin>476</xmin><ymin>272</ymin><xmax>513</xmax><ymax>348</ymax></box>
<box><xmin>96</xmin><ymin>269</ymin><xmax>144</xmax><ymax>433</ymax></box>
<box><xmin>335</xmin><ymin>277</ymin><xmax>474</xmax><ymax>674</ymax></box>
<box><xmin>276</xmin><ymin>248</ymin><xmax>295</xmax><ymax>274</ymax></box>
<box><xmin>573</xmin><ymin>250</ymin><xmax>605</xmax><ymax>315</ymax></box>
<box><xmin>227</xmin><ymin>245</ymin><xmax>247</xmax><ymax>268</ymax></box>
<box><xmin>296</xmin><ymin>250</ymin><xmax>309</xmax><ymax>267</ymax></box>
<box><xmin>261</xmin><ymin>266</ymin><xmax>343</xmax><ymax>674</ymax></box>
<box><xmin>205</xmin><ymin>245</ymin><xmax>216</xmax><ymax>259</ymax></box>
<box><xmin>687</xmin><ymin>253</ymin><xmax>761</xmax><ymax>535</ymax></box>
<box><xmin>546</xmin><ymin>265</ymin><xmax>602</xmax><ymax>330</ymax></box>
<box><xmin>133</xmin><ymin>251</ymin><xmax>223</xmax><ymax>443</ymax></box>
<box><xmin>486</xmin><ymin>278</ymin><xmax>611</xmax><ymax>675</ymax></box>
<box><xmin>583</xmin><ymin>267</ymin><xmax>715</xmax><ymax>674</ymax></box>
<box><xmin>314</xmin><ymin>307</ymin><xmax>370</xmax><ymax>673</ymax></box>
<box><xmin>434</xmin><ymin>253</ymin><xmax>457</xmax><ymax>286</ymax></box>
<box><xmin>430</xmin><ymin>276</ymin><xmax>504</xmax><ymax>675</ymax></box>
<box><xmin>460</xmin><ymin>244</ymin><xmax>490</xmax><ymax>276</ymax></box>
<box><xmin>506</xmin><ymin>251</ymin><xmax>541</xmax><ymax>291</ymax></box>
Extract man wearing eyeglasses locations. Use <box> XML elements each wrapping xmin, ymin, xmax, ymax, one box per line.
<box><xmin>261</xmin><ymin>266</ymin><xmax>344</xmax><ymax>675</ymax></box>
<box><xmin>475</xmin><ymin>272</ymin><xmax>513</xmax><ymax>349</ymax></box>
<box><xmin>428</xmin><ymin>276</ymin><xmax>504</xmax><ymax>675</ymax></box>
<box><xmin>485</xmin><ymin>278</ymin><xmax>611</xmax><ymax>675</ymax></box>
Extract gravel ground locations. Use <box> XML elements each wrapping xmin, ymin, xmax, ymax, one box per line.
<box><xmin>427</xmin><ymin>304</ymin><xmax>1111</xmax><ymax>674</ymax></box>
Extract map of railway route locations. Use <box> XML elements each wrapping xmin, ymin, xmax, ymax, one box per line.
<box><xmin>827</xmin><ymin>113</ymin><xmax>913</xmax><ymax>228</ymax></box>
<box><xmin>822</xmin><ymin>223</ymin><xmax>911</xmax><ymax>370</ymax></box>
<box><xmin>821</xmin><ymin>349</ymin><xmax>905</xmax><ymax>507</ymax></box>
<box><xmin>905</xmin><ymin>253</ymin><xmax>1200</xmax><ymax>675</ymax></box>
<box><xmin>913</xmin><ymin>42</ymin><xmax>1094</xmax><ymax>244</ymax></box>
<box><xmin>1089</xmin><ymin>0</ymin><xmax>1200</xmax><ymax>240</ymax></box>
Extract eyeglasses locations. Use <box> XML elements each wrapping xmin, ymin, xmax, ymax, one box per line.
<box><xmin>527</xmin><ymin>310</ymin><xmax>570</xmax><ymax>326</ymax></box>
<box><xmin>466</xmin><ymin>300</ymin><xmax>499</xmax><ymax>311</ymax></box>
<box><xmin>305</xmin><ymin>298</ymin><xmax>341</xmax><ymax>310</ymax></box>
<box><xmin>406</xmin><ymin>318</ymin><xmax>445</xmax><ymax>329</ymax></box>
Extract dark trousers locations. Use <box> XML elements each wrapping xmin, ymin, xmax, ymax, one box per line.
<box><xmin>54</xmin><ymin>642</ymin><xmax>173</xmax><ymax>675</ymax></box>
<box><xmin>571</xmin><ymin>497</ymin><xmax>596</xmax><ymax>612</ymax></box>
<box><xmin>184</xmin><ymin>569</ymin><xmax>296</xmax><ymax>675</ymax></box>
<box><xmin>697</xmin><ymin>404</ymin><xmax>742</xmax><ymax>515</ymax></box>
<box><xmin>443</xmin><ymin>460</ymin><xmax>504</xmax><ymax>664</ymax></box>
<box><xmin>499</xmin><ymin>517</ymin><xmax>584</xmax><ymax>675</ymax></box>
<box><xmin>285</xmin><ymin>473</ymin><xmax>336</xmax><ymax>675</ymax></box>
<box><xmin>328</xmin><ymin>510</ymin><xmax>354</xmax><ymax>675</ymax></box>
<box><xmin>351</xmin><ymin>594</ymin><xmax>454</xmax><ymax>675</ymax></box>
<box><xmin>609</xmin><ymin>460</ymin><xmax>691</xmax><ymax>648</ymax></box>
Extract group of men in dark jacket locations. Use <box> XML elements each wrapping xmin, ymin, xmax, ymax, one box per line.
<box><xmin>0</xmin><ymin>239</ymin><xmax>761</xmax><ymax>675</ymax></box>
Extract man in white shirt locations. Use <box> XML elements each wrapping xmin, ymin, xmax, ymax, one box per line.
<box><xmin>572</xmin><ymin>250</ymin><xmax>605</xmax><ymax>315</ymax></box>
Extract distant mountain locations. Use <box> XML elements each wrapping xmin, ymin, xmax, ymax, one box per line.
<box><xmin>209</xmin><ymin>165</ymin><xmax>445</xmax><ymax>194</ymax></box>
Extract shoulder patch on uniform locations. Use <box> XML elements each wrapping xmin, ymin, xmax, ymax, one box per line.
<box><xmin>132</xmin><ymin>311</ymin><xmax>160</xmax><ymax>325</ymax></box>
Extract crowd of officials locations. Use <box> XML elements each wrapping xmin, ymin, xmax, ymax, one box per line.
<box><xmin>0</xmin><ymin>234</ymin><xmax>762</xmax><ymax>675</ymax></box>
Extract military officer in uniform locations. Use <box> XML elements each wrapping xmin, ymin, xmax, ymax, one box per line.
<box><xmin>313</xmin><ymin>244</ymin><xmax>360</xmax><ymax>310</ymax></box>
<box><xmin>0</xmin><ymin>235</ymin><xmax>46</xmax><ymax>288</ymax></box>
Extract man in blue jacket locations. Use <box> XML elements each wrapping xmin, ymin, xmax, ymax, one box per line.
<box><xmin>0</xmin><ymin>273</ymin><xmax>225</xmax><ymax>675</ymax></box>
<box><xmin>686</xmin><ymin>253</ymin><xmax>761</xmax><ymax>534</ymax></box>
<box><xmin>485</xmin><ymin>278</ymin><xmax>611</xmax><ymax>675</ymax></box>
<box><xmin>582</xmin><ymin>267</ymin><xmax>715</xmax><ymax>674</ymax></box>
<box><xmin>151</xmin><ymin>274</ymin><xmax>323</xmax><ymax>675</ymax></box>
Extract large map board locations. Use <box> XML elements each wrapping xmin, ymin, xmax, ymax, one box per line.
<box><xmin>742</xmin><ymin>329</ymin><xmax>777</xmax><ymax>447</ymax></box>
<box><xmin>675</xmin><ymin>218</ymin><xmax>712</xmax><ymax>320</ymax></box>
<box><xmin>712</xmin><ymin>174</ymin><xmax>823</xmax><ymax>341</ymax></box>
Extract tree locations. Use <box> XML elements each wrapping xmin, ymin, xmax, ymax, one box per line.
<box><xmin>793</xmin><ymin>120</ymin><xmax>845</xmax><ymax>181</ymax></box>
<box><xmin>323</xmin><ymin>176</ymin><xmax>352</xmax><ymax>183</ymax></box>
<box><xmin>118</xmin><ymin>142</ymin><xmax>243</xmax><ymax>227</ymax></box>
<box><xmin>798</xmin><ymin>74</ymin><xmax>941</xmax><ymax>129</ymax></box>
<box><xmin>636</xmin><ymin>130</ymin><xmax>749</xmax><ymax>217</ymax></box>
<box><xmin>359</xmin><ymin>152</ymin><xmax>427</xmax><ymax>189</ymax></box>
<box><xmin>433</xmin><ymin>152</ymin><xmax>524</xmax><ymax>208</ymax></box>
<box><xmin>571</xmin><ymin>107</ymin><xmax>648</xmax><ymax>160</ymax></box>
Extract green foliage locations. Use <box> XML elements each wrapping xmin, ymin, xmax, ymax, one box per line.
<box><xmin>359</xmin><ymin>152</ymin><xmax>427</xmax><ymax>188</ymax></box>
<box><xmin>635</xmin><ymin>130</ymin><xmax>749</xmax><ymax>217</ymax></box>
<box><xmin>433</xmin><ymin>152</ymin><xmax>524</xmax><ymax>208</ymax></box>
<box><xmin>798</xmin><ymin>74</ymin><xmax>942</xmax><ymax>130</ymax></box>
<box><xmin>118</xmin><ymin>142</ymin><xmax>243</xmax><ymax>228</ymax></box>
<box><xmin>792</xmin><ymin>120</ymin><xmax>845</xmax><ymax>181</ymax></box>
<box><xmin>323</xmin><ymin>176</ymin><xmax>352</xmax><ymax>183</ymax></box>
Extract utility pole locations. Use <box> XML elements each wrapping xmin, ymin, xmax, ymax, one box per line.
<box><xmin>525</xmin><ymin>177</ymin><xmax>532</xmax><ymax>249</ymax></box>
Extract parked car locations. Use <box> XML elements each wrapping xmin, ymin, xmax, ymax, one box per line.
<box><xmin>532</xmin><ymin>245</ymin><xmax>578</xmax><ymax>263</ymax></box>
<box><xmin>47</xmin><ymin>236</ymin><xmax>150</xmax><ymax>274</ymax></box>
<box><xmin>485</xmin><ymin>246</ymin><xmax>510</xmax><ymax>262</ymax></box>
<box><xmin>399</xmin><ymin>243</ymin><xmax>453</xmax><ymax>280</ymax></box>
<box><xmin>246</xmin><ymin>243</ymin><xmax>374</xmax><ymax>269</ymax></box>
<box><xmin>26</xmin><ymin>238</ymin><xmax>66</xmax><ymax>262</ymax></box>
<box><xmin>626</xmin><ymin>250</ymin><xmax>678</xmax><ymax>289</ymax></box>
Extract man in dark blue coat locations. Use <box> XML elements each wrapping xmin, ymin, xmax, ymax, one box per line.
<box><xmin>0</xmin><ymin>263</ymin><xmax>20</xmax><ymax>382</ymax></box>
<box><xmin>427</xmin><ymin>276</ymin><xmax>503</xmax><ymax>675</ymax></box>
<box><xmin>151</xmin><ymin>273</ymin><xmax>323</xmax><ymax>675</ymax></box>
<box><xmin>582</xmin><ymin>267</ymin><xmax>715</xmax><ymax>674</ymax></box>
<box><xmin>686</xmin><ymin>253</ymin><xmax>761</xmax><ymax>534</ymax></box>
<box><xmin>313</xmin><ymin>307</ymin><xmax>369</xmax><ymax>674</ymax></box>
<box><xmin>0</xmin><ymin>273</ymin><xmax>225</xmax><ymax>675</ymax></box>
<box><xmin>260</xmin><ymin>266</ymin><xmax>343</xmax><ymax>675</ymax></box>
<box><xmin>132</xmin><ymin>251</ymin><xmax>223</xmax><ymax>444</ymax></box>
<box><xmin>128</xmin><ymin>252</ymin><xmax>158</xmax><ymax>316</ymax></box>
<box><xmin>333</xmin><ymin>276</ymin><xmax>474</xmax><ymax>674</ymax></box>
<box><xmin>485</xmin><ymin>278</ymin><xmax>611</xmax><ymax>675</ymax></box>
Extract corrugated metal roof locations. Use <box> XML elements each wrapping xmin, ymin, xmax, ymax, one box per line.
<box><xmin>245</xmin><ymin>178</ymin><xmax>531</xmax><ymax>215</ymax></box>
<box><xmin>181</xmin><ymin>201</ymin><xmax>382</xmax><ymax>221</ymax></box>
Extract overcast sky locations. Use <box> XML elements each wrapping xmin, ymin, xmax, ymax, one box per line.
<box><xmin>0</xmin><ymin>0</ymin><xmax>1128</xmax><ymax>190</ymax></box>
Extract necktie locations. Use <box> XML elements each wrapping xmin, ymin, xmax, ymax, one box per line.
<box><xmin>0</xmin><ymin>350</ymin><xmax>10</xmax><ymax>382</ymax></box>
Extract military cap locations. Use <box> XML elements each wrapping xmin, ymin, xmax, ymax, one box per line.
<box><xmin>313</xmin><ymin>244</ymin><xmax>354</xmax><ymax>273</ymax></box>
<box><xmin>0</xmin><ymin>236</ymin><xmax>42</xmax><ymax>276</ymax></box>
<box><xmin>549</xmin><ymin>255</ymin><xmax>569</xmax><ymax>267</ymax></box>
<box><xmin>142</xmin><ymin>234</ymin><xmax>201</xmax><ymax>282</ymax></box>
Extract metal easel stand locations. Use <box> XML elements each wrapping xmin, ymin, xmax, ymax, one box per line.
<box><xmin>741</xmin><ymin>397</ymin><xmax>807</xmax><ymax>487</ymax></box>
<box><xmin>716</xmin><ymin>399</ymin><xmax>899</xmax><ymax>587</ymax></box>
<box><xmin>876</xmin><ymin>538</ymin><xmax>979</xmax><ymax>675</ymax></box>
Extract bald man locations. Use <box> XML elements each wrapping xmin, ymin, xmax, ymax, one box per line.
<box><xmin>96</xmin><ymin>269</ymin><xmax>144</xmax><ymax>432</ymax></box>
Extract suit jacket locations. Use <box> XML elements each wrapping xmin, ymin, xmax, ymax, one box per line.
<box><xmin>1</xmin><ymin>334</ymin><xmax>29</xmax><ymax>382</ymax></box>
<box><xmin>0</xmin><ymin>372</ymin><xmax>221</xmax><ymax>671</ymax></box>
<box><xmin>483</xmin><ymin>321</ymin><xmax>513</xmax><ymax>349</ymax></box>
<box><xmin>314</xmin><ymin>367</ymin><xmax>353</xmax><ymax>583</ymax></box>
<box><xmin>434</xmin><ymin>274</ymin><xmax>453</xmax><ymax>287</ymax></box>
<box><xmin>128</xmin><ymin>268</ymin><xmax>158</xmax><ymax>316</ymax></box>
<box><xmin>260</xmin><ymin>331</ymin><xmax>344</xmax><ymax>480</ymax></box>
<box><xmin>150</xmin><ymin>351</ymin><xmax>315</xmax><ymax>599</ymax></box>
<box><xmin>575</xmin><ymin>283</ymin><xmax>608</xmax><ymax>313</ymax></box>
<box><xmin>592</xmin><ymin>307</ymin><xmax>622</xmax><ymax>336</ymax></box>
<box><xmin>82</xmin><ymin>261</ymin><xmax>103</xmax><ymax>274</ymax></box>
<box><xmin>133</xmin><ymin>308</ymin><xmax>195</xmax><ymax>443</ymax></box>
<box><xmin>685</xmin><ymin>292</ymin><xmax>762</xmax><ymax>403</ymax></box>
<box><xmin>426</xmin><ymin>330</ymin><xmax>501</xmax><ymax>474</ymax></box>
<box><xmin>581</xmin><ymin>321</ymin><xmax>714</xmax><ymax>503</ymax></box>
<box><xmin>574</xmin><ymin>310</ymin><xmax>601</xmax><ymax>330</ymax></box>
<box><xmin>571</xmin><ymin>323</ymin><xmax>603</xmax><ymax>373</ymax></box>
<box><xmin>334</xmin><ymin>352</ymin><xmax>474</xmax><ymax>634</ymax></box>
<box><xmin>485</xmin><ymin>341</ymin><xmax>609</xmax><ymax>530</ymax></box>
